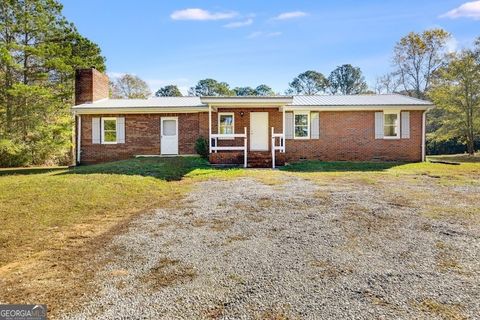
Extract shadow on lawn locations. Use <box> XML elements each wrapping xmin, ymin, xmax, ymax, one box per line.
<box><xmin>66</xmin><ymin>157</ymin><xmax>211</xmax><ymax>181</ymax></box>
<box><xmin>428</xmin><ymin>154</ymin><xmax>480</xmax><ymax>163</ymax></box>
<box><xmin>281</xmin><ymin>160</ymin><xmax>404</xmax><ymax>172</ymax></box>
<box><xmin>0</xmin><ymin>167</ymin><xmax>68</xmax><ymax>176</ymax></box>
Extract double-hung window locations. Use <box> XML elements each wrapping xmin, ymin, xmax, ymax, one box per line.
<box><xmin>102</xmin><ymin>117</ymin><xmax>117</xmax><ymax>144</ymax></box>
<box><xmin>294</xmin><ymin>111</ymin><xmax>310</xmax><ymax>139</ymax></box>
<box><xmin>383</xmin><ymin>110</ymin><xmax>400</xmax><ymax>139</ymax></box>
<box><xmin>218</xmin><ymin>113</ymin><xmax>234</xmax><ymax>136</ymax></box>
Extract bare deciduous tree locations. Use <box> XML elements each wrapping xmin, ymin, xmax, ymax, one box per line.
<box><xmin>110</xmin><ymin>74</ymin><xmax>151</xmax><ymax>99</ymax></box>
<box><xmin>393</xmin><ymin>29</ymin><xmax>451</xmax><ymax>98</ymax></box>
<box><xmin>374</xmin><ymin>73</ymin><xmax>401</xmax><ymax>94</ymax></box>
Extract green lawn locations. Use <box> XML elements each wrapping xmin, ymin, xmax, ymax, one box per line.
<box><xmin>0</xmin><ymin>157</ymin><xmax>206</xmax><ymax>266</ymax></box>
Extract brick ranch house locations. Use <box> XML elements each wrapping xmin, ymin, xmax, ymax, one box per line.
<box><xmin>72</xmin><ymin>68</ymin><xmax>434</xmax><ymax>168</ymax></box>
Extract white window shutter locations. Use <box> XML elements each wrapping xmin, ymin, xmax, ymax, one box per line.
<box><xmin>116</xmin><ymin>117</ymin><xmax>125</xmax><ymax>143</ymax></box>
<box><xmin>375</xmin><ymin>112</ymin><xmax>384</xmax><ymax>139</ymax></box>
<box><xmin>311</xmin><ymin>112</ymin><xmax>320</xmax><ymax>139</ymax></box>
<box><xmin>285</xmin><ymin>112</ymin><xmax>294</xmax><ymax>139</ymax></box>
<box><xmin>401</xmin><ymin>112</ymin><xmax>410</xmax><ymax>139</ymax></box>
<box><xmin>92</xmin><ymin>117</ymin><xmax>100</xmax><ymax>144</ymax></box>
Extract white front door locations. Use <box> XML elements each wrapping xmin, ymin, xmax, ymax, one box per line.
<box><xmin>250</xmin><ymin>112</ymin><xmax>269</xmax><ymax>151</ymax></box>
<box><xmin>161</xmin><ymin>117</ymin><xmax>178</xmax><ymax>155</ymax></box>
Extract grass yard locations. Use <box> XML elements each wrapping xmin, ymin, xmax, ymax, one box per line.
<box><xmin>0</xmin><ymin>156</ymin><xmax>479</xmax><ymax>318</ymax></box>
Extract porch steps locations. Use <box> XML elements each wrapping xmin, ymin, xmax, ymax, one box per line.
<box><xmin>248</xmin><ymin>152</ymin><xmax>285</xmax><ymax>168</ymax></box>
<box><xmin>209</xmin><ymin>151</ymin><xmax>285</xmax><ymax>168</ymax></box>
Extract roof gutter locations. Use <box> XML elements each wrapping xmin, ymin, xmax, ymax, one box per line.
<box><xmin>284</xmin><ymin>105</ymin><xmax>434</xmax><ymax>111</ymax></box>
<box><xmin>72</xmin><ymin>107</ymin><xmax>209</xmax><ymax>114</ymax></box>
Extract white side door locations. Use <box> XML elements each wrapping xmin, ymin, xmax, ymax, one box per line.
<box><xmin>161</xmin><ymin>117</ymin><xmax>178</xmax><ymax>155</ymax></box>
<box><xmin>250</xmin><ymin>112</ymin><xmax>269</xmax><ymax>151</ymax></box>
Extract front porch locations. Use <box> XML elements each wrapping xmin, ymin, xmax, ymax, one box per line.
<box><xmin>205</xmin><ymin>100</ymin><xmax>291</xmax><ymax>168</ymax></box>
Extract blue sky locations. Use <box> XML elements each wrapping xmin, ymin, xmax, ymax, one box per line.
<box><xmin>61</xmin><ymin>0</ymin><xmax>479</xmax><ymax>94</ymax></box>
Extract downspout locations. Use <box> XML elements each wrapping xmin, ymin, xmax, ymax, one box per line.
<box><xmin>282</xmin><ymin>107</ymin><xmax>286</xmax><ymax>153</ymax></box>
<box><xmin>421</xmin><ymin>110</ymin><xmax>426</xmax><ymax>162</ymax></box>
<box><xmin>77</xmin><ymin>113</ymin><xmax>81</xmax><ymax>165</ymax></box>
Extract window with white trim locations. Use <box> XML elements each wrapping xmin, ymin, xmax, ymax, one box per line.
<box><xmin>218</xmin><ymin>113</ymin><xmax>234</xmax><ymax>135</ymax></box>
<box><xmin>294</xmin><ymin>111</ymin><xmax>310</xmax><ymax>139</ymax></box>
<box><xmin>384</xmin><ymin>110</ymin><xmax>400</xmax><ymax>139</ymax></box>
<box><xmin>102</xmin><ymin>117</ymin><xmax>117</xmax><ymax>144</ymax></box>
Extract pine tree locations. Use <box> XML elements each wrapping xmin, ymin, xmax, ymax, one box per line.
<box><xmin>0</xmin><ymin>0</ymin><xmax>105</xmax><ymax>166</ymax></box>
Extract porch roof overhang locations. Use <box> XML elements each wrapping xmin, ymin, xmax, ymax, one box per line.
<box><xmin>201</xmin><ymin>96</ymin><xmax>293</xmax><ymax>107</ymax></box>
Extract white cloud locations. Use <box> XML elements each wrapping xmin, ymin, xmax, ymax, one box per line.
<box><xmin>107</xmin><ymin>72</ymin><xmax>127</xmax><ymax>79</ymax></box>
<box><xmin>170</xmin><ymin>8</ymin><xmax>237</xmax><ymax>21</ymax></box>
<box><xmin>247</xmin><ymin>31</ymin><xmax>282</xmax><ymax>39</ymax></box>
<box><xmin>446</xmin><ymin>37</ymin><xmax>459</xmax><ymax>53</ymax></box>
<box><xmin>224</xmin><ymin>18</ymin><xmax>253</xmax><ymax>28</ymax></box>
<box><xmin>273</xmin><ymin>11</ymin><xmax>308</xmax><ymax>20</ymax></box>
<box><xmin>440</xmin><ymin>1</ymin><xmax>480</xmax><ymax>19</ymax></box>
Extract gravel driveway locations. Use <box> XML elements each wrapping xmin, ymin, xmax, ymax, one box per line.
<box><xmin>66</xmin><ymin>175</ymin><xmax>480</xmax><ymax>319</ymax></box>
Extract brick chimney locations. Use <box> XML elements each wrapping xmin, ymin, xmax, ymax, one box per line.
<box><xmin>75</xmin><ymin>68</ymin><xmax>109</xmax><ymax>105</ymax></box>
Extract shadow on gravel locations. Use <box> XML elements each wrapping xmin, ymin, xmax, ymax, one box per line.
<box><xmin>281</xmin><ymin>160</ymin><xmax>404</xmax><ymax>172</ymax></box>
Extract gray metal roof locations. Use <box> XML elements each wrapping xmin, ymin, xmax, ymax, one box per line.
<box><xmin>72</xmin><ymin>94</ymin><xmax>433</xmax><ymax>111</ymax></box>
<box><xmin>73</xmin><ymin>97</ymin><xmax>203</xmax><ymax>109</ymax></box>
<box><xmin>290</xmin><ymin>94</ymin><xmax>433</xmax><ymax>106</ymax></box>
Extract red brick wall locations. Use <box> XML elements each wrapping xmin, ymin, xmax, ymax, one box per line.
<box><xmin>79</xmin><ymin>113</ymin><xmax>205</xmax><ymax>164</ymax></box>
<box><xmin>284</xmin><ymin>110</ymin><xmax>424</xmax><ymax>162</ymax></box>
<box><xmin>75</xmin><ymin>69</ymin><xmax>109</xmax><ymax>105</ymax></box>
<box><xmin>78</xmin><ymin>109</ymin><xmax>424</xmax><ymax>164</ymax></box>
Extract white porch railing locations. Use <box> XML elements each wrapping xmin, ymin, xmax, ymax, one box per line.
<box><xmin>210</xmin><ymin>127</ymin><xmax>248</xmax><ymax>168</ymax></box>
<box><xmin>271</xmin><ymin>127</ymin><xmax>285</xmax><ymax>168</ymax></box>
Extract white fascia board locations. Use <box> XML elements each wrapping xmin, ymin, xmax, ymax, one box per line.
<box><xmin>201</xmin><ymin>97</ymin><xmax>293</xmax><ymax>105</ymax></box>
<box><xmin>73</xmin><ymin>107</ymin><xmax>208</xmax><ymax>114</ymax></box>
<box><xmin>284</xmin><ymin>105</ymin><xmax>434</xmax><ymax>111</ymax></box>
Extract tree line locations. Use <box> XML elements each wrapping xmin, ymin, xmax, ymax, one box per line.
<box><xmin>110</xmin><ymin>64</ymin><xmax>369</xmax><ymax>98</ymax></box>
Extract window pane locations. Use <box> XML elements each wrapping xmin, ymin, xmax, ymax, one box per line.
<box><xmin>220</xmin><ymin>115</ymin><xmax>233</xmax><ymax>125</ymax></box>
<box><xmin>163</xmin><ymin>120</ymin><xmax>176</xmax><ymax>136</ymax></box>
<box><xmin>220</xmin><ymin>125</ymin><xmax>233</xmax><ymax>134</ymax></box>
<box><xmin>295</xmin><ymin>114</ymin><xmax>308</xmax><ymax>126</ymax></box>
<box><xmin>104</xmin><ymin>131</ymin><xmax>117</xmax><ymax>142</ymax></box>
<box><xmin>295</xmin><ymin>125</ymin><xmax>308</xmax><ymax>137</ymax></box>
<box><xmin>104</xmin><ymin>119</ymin><xmax>116</xmax><ymax>131</ymax></box>
<box><xmin>384</xmin><ymin>125</ymin><xmax>397</xmax><ymax>137</ymax></box>
<box><xmin>384</xmin><ymin>114</ymin><xmax>397</xmax><ymax>126</ymax></box>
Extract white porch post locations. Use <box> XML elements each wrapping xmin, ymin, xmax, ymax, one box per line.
<box><xmin>208</xmin><ymin>104</ymin><xmax>212</xmax><ymax>154</ymax></box>
<box><xmin>271</xmin><ymin>127</ymin><xmax>275</xmax><ymax>168</ymax></box>
<box><xmin>244</xmin><ymin>126</ymin><xmax>247</xmax><ymax>168</ymax></box>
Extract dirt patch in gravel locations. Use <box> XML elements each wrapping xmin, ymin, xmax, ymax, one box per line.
<box><xmin>141</xmin><ymin>257</ymin><xmax>197</xmax><ymax>289</ymax></box>
<box><xmin>62</xmin><ymin>175</ymin><xmax>480</xmax><ymax>319</ymax></box>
